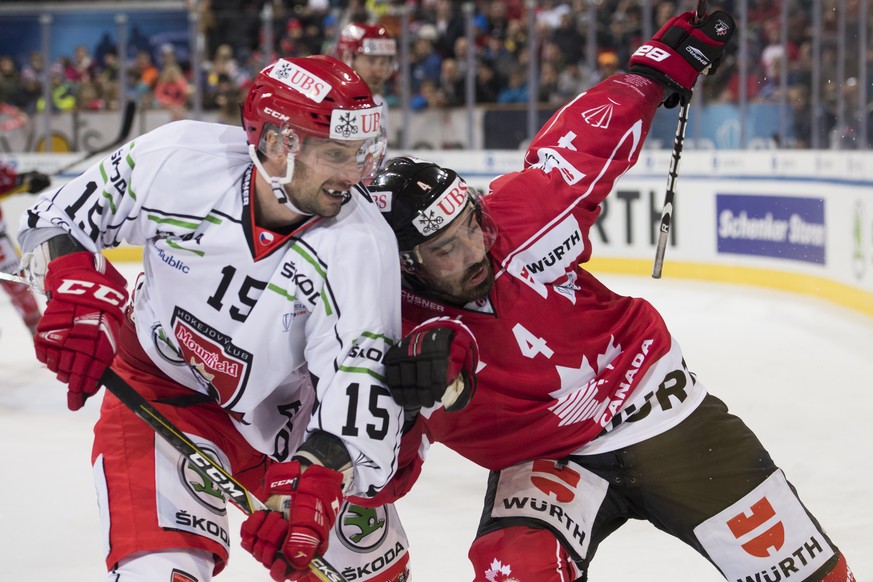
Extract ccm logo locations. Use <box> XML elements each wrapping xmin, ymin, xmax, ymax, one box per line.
<box><xmin>632</xmin><ymin>44</ymin><xmax>671</xmax><ymax>62</ymax></box>
<box><xmin>56</xmin><ymin>279</ymin><xmax>126</xmax><ymax>306</ymax></box>
<box><xmin>265</xmin><ymin>107</ymin><xmax>290</xmax><ymax>122</ymax></box>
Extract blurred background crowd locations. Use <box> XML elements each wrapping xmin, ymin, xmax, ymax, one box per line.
<box><xmin>0</xmin><ymin>0</ymin><xmax>871</xmax><ymax>151</ymax></box>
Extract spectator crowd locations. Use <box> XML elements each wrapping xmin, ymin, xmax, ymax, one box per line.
<box><xmin>1</xmin><ymin>0</ymin><xmax>871</xmax><ymax>149</ymax></box>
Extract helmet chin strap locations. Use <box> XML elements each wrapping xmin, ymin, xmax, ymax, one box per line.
<box><xmin>248</xmin><ymin>144</ymin><xmax>313</xmax><ymax>217</ymax></box>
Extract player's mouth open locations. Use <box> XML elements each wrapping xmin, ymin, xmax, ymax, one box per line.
<box><xmin>323</xmin><ymin>187</ymin><xmax>351</xmax><ymax>202</ymax></box>
<box><xmin>467</xmin><ymin>262</ymin><xmax>486</xmax><ymax>285</ymax></box>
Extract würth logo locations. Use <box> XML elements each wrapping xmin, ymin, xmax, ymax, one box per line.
<box><xmin>530</xmin><ymin>460</ymin><xmax>581</xmax><ymax>503</ymax></box>
<box><xmin>726</xmin><ymin>497</ymin><xmax>785</xmax><ymax>558</ymax></box>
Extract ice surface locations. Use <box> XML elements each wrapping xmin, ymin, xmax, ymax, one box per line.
<box><xmin>1</xmin><ymin>267</ymin><xmax>870</xmax><ymax>580</ymax></box>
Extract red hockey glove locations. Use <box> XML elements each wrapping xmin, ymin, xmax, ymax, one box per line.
<box><xmin>240</xmin><ymin>461</ymin><xmax>343</xmax><ymax>580</ymax></box>
<box><xmin>384</xmin><ymin>319</ymin><xmax>478</xmax><ymax>412</ymax></box>
<box><xmin>629</xmin><ymin>9</ymin><xmax>736</xmax><ymax>107</ymax></box>
<box><xmin>35</xmin><ymin>252</ymin><xmax>128</xmax><ymax>411</ymax></box>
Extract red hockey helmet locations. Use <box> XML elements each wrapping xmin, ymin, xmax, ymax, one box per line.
<box><xmin>336</xmin><ymin>23</ymin><xmax>397</xmax><ymax>67</ymax></box>
<box><xmin>242</xmin><ymin>55</ymin><xmax>386</xmax><ymax>184</ymax></box>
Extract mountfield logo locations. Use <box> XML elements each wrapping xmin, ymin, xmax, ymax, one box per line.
<box><xmin>171</xmin><ymin>307</ymin><xmax>253</xmax><ymax>403</ymax></box>
<box><xmin>716</xmin><ymin>194</ymin><xmax>826</xmax><ymax>264</ymax></box>
<box><xmin>171</xmin><ymin>570</ymin><xmax>197</xmax><ymax>582</ymax></box>
<box><xmin>362</xmin><ymin>38</ymin><xmax>397</xmax><ymax>55</ymax></box>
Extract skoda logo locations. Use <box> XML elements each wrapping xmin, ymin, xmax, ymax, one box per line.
<box><xmin>335</xmin><ymin>502</ymin><xmax>388</xmax><ymax>552</ymax></box>
<box><xmin>152</xmin><ymin>323</ymin><xmax>185</xmax><ymax>365</ymax></box>
<box><xmin>177</xmin><ymin>444</ymin><xmax>228</xmax><ymax>515</ymax></box>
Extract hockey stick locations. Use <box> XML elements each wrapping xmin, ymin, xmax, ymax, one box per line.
<box><xmin>0</xmin><ymin>270</ymin><xmax>32</xmax><ymax>286</ymax></box>
<box><xmin>54</xmin><ymin>100</ymin><xmax>136</xmax><ymax>176</ymax></box>
<box><xmin>651</xmin><ymin>0</ymin><xmax>707</xmax><ymax>279</ymax></box>
<box><xmin>98</xmin><ymin>368</ymin><xmax>348</xmax><ymax>582</ymax></box>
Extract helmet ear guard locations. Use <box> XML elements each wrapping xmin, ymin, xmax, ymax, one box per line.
<box><xmin>259</xmin><ymin>123</ymin><xmax>300</xmax><ymax>160</ymax></box>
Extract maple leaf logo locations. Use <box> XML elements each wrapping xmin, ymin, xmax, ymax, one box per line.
<box><xmin>485</xmin><ymin>558</ymin><xmax>519</xmax><ymax>582</ymax></box>
<box><xmin>548</xmin><ymin>336</ymin><xmax>621</xmax><ymax>426</ymax></box>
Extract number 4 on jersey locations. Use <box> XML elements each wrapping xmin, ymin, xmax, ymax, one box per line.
<box><xmin>512</xmin><ymin>323</ymin><xmax>554</xmax><ymax>359</ymax></box>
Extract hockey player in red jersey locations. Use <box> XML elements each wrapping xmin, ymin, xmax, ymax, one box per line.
<box><xmin>0</xmin><ymin>162</ymin><xmax>49</xmax><ymax>338</ymax></box>
<box><xmin>366</xmin><ymin>9</ymin><xmax>856</xmax><ymax>582</ymax></box>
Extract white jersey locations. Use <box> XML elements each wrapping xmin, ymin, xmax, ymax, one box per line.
<box><xmin>19</xmin><ymin>120</ymin><xmax>404</xmax><ymax>495</ymax></box>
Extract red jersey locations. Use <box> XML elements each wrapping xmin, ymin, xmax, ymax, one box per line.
<box><xmin>401</xmin><ymin>74</ymin><xmax>686</xmax><ymax>471</ymax></box>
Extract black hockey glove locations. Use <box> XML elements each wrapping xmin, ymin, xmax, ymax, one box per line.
<box><xmin>629</xmin><ymin>10</ymin><xmax>736</xmax><ymax>107</ymax></box>
<box><xmin>19</xmin><ymin>171</ymin><xmax>51</xmax><ymax>193</ymax></box>
<box><xmin>384</xmin><ymin>320</ymin><xmax>478</xmax><ymax>413</ymax></box>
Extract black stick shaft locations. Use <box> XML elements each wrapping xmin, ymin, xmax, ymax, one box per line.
<box><xmin>652</xmin><ymin>0</ymin><xmax>707</xmax><ymax>278</ymax></box>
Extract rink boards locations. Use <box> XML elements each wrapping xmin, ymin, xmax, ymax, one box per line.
<box><xmin>2</xmin><ymin>149</ymin><xmax>872</xmax><ymax>317</ymax></box>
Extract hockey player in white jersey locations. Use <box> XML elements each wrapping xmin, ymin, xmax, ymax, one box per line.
<box><xmin>18</xmin><ymin>55</ymin><xmax>406</xmax><ymax>581</ymax></box>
